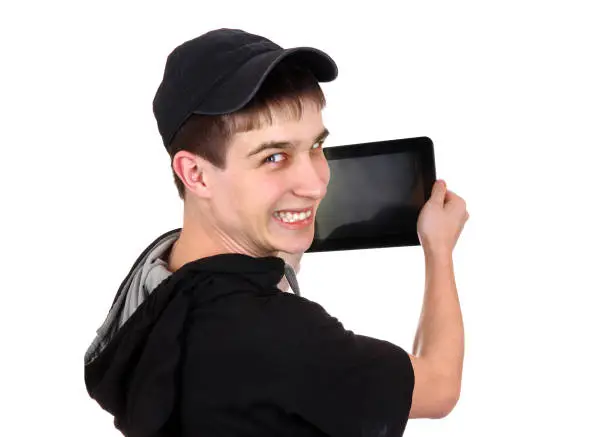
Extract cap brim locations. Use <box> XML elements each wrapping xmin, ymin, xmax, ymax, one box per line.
<box><xmin>192</xmin><ymin>47</ymin><xmax>338</xmax><ymax>115</ymax></box>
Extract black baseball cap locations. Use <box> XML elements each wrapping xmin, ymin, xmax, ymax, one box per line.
<box><xmin>153</xmin><ymin>28</ymin><xmax>339</xmax><ymax>152</ymax></box>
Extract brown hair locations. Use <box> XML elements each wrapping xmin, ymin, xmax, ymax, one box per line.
<box><xmin>168</xmin><ymin>61</ymin><xmax>327</xmax><ymax>200</ymax></box>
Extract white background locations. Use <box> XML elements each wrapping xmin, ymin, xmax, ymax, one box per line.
<box><xmin>1</xmin><ymin>1</ymin><xmax>611</xmax><ymax>435</ymax></box>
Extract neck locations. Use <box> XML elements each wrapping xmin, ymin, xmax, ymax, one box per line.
<box><xmin>167</xmin><ymin>205</ymin><xmax>279</xmax><ymax>273</ymax></box>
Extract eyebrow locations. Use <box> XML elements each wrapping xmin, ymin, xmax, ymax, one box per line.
<box><xmin>246</xmin><ymin>128</ymin><xmax>330</xmax><ymax>158</ymax></box>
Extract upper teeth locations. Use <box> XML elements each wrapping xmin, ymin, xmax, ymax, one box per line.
<box><xmin>274</xmin><ymin>209</ymin><xmax>312</xmax><ymax>222</ymax></box>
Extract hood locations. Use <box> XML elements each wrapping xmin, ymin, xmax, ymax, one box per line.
<box><xmin>83</xmin><ymin>228</ymin><xmax>301</xmax><ymax>436</ymax></box>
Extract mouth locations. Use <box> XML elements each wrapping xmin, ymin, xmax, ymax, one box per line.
<box><xmin>273</xmin><ymin>207</ymin><xmax>314</xmax><ymax>224</ymax></box>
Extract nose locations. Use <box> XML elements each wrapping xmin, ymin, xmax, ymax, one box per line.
<box><xmin>291</xmin><ymin>155</ymin><xmax>328</xmax><ymax>200</ymax></box>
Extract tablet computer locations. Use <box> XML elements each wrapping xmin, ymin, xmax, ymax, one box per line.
<box><xmin>306</xmin><ymin>136</ymin><xmax>437</xmax><ymax>253</ymax></box>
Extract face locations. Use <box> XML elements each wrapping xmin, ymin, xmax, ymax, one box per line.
<box><xmin>190</xmin><ymin>100</ymin><xmax>330</xmax><ymax>259</ymax></box>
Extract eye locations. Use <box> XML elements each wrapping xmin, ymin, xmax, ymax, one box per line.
<box><xmin>262</xmin><ymin>141</ymin><xmax>326</xmax><ymax>165</ymax></box>
<box><xmin>263</xmin><ymin>152</ymin><xmax>286</xmax><ymax>165</ymax></box>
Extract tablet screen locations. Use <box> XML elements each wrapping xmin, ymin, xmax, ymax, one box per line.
<box><xmin>306</xmin><ymin>137</ymin><xmax>436</xmax><ymax>253</ymax></box>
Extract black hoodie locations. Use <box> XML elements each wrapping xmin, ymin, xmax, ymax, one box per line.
<box><xmin>84</xmin><ymin>229</ymin><xmax>414</xmax><ymax>437</ymax></box>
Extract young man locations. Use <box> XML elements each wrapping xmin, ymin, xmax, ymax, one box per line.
<box><xmin>84</xmin><ymin>28</ymin><xmax>469</xmax><ymax>437</ymax></box>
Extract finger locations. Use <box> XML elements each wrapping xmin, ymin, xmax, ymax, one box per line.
<box><xmin>430</xmin><ymin>179</ymin><xmax>447</xmax><ymax>205</ymax></box>
<box><xmin>446</xmin><ymin>190</ymin><xmax>466</xmax><ymax>209</ymax></box>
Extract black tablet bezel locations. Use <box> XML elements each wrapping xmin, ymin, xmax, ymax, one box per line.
<box><xmin>305</xmin><ymin>136</ymin><xmax>436</xmax><ymax>253</ymax></box>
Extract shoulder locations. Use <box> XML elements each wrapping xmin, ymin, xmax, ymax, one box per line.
<box><xmin>262</xmin><ymin>294</ymin><xmax>410</xmax><ymax>368</ymax></box>
<box><xmin>257</xmin><ymin>293</ymin><xmax>341</xmax><ymax>334</ymax></box>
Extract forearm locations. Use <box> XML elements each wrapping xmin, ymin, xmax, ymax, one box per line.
<box><xmin>412</xmin><ymin>252</ymin><xmax>464</xmax><ymax>389</ymax></box>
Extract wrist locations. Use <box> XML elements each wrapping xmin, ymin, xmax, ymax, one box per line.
<box><xmin>424</xmin><ymin>248</ymin><xmax>453</xmax><ymax>264</ymax></box>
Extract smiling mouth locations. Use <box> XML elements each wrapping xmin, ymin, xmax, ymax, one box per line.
<box><xmin>273</xmin><ymin>208</ymin><xmax>313</xmax><ymax>223</ymax></box>
<box><xmin>275</xmin><ymin>206</ymin><xmax>314</xmax><ymax>214</ymax></box>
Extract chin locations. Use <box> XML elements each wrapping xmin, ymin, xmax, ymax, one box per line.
<box><xmin>275</xmin><ymin>237</ymin><xmax>313</xmax><ymax>254</ymax></box>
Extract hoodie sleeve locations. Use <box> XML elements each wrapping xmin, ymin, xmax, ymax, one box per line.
<box><xmin>282</xmin><ymin>299</ymin><xmax>415</xmax><ymax>437</ymax></box>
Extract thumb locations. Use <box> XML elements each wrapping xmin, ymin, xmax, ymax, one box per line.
<box><xmin>430</xmin><ymin>180</ymin><xmax>447</xmax><ymax>204</ymax></box>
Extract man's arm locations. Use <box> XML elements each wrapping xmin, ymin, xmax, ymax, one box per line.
<box><xmin>409</xmin><ymin>251</ymin><xmax>464</xmax><ymax>418</ymax></box>
<box><xmin>274</xmin><ymin>248</ymin><xmax>465</xmax><ymax>420</ymax></box>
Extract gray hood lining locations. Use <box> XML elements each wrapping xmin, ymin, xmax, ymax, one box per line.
<box><xmin>85</xmin><ymin>230</ymin><xmax>300</xmax><ymax>365</ymax></box>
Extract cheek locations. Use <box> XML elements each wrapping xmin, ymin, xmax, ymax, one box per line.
<box><xmin>216</xmin><ymin>180</ymin><xmax>253</xmax><ymax>223</ymax></box>
<box><xmin>247</xmin><ymin>179</ymin><xmax>283</xmax><ymax>215</ymax></box>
